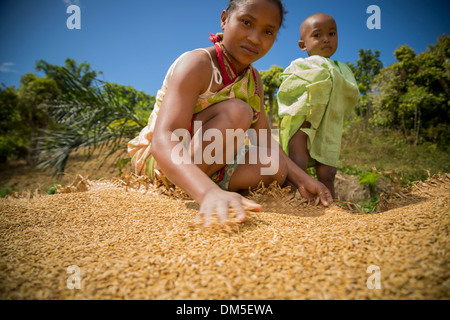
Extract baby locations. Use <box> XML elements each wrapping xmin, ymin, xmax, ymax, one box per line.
<box><xmin>278</xmin><ymin>13</ymin><xmax>360</xmax><ymax>198</ymax></box>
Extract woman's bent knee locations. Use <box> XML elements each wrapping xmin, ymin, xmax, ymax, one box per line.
<box><xmin>222</xmin><ymin>99</ymin><xmax>253</xmax><ymax>130</ymax></box>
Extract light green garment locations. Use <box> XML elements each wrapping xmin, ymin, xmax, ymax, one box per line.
<box><xmin>278</xmin><ymin>55</ymin><xmax>360</xmax><ymax>167</ymax></box>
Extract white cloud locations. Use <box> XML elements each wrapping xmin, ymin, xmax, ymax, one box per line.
<box><xmin>0</xmin><ymin>62</ymin><xmax>17</xmax><ymax>73</ymax></box>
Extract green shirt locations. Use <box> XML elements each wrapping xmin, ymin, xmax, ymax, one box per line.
<box><xmin>278</xmin><ymin>55</ymin><xmax>360</xmax><ymax>167</ymax></box>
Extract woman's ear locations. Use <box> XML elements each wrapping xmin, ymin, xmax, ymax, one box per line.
<box><xmin>220</xmin><ymin>10</ymin><xmax>228</xmax><ymax>30</ymax></box>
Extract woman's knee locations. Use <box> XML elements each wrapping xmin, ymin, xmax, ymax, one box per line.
<box><xmin>221</xmin><ymin>99</ymin><xmax>253</xmax><ymax>130</ymax></box>
<box><xmin>193</xmin><ymin>99</ymin><xmax>253</xmax><ymax>134</ymax></box>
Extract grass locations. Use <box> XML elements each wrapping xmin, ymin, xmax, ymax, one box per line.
<box><xmin>340</xmin><ymin>123</ymin><xmax>449</xmax><ymax>185</ymax></box>
<box><xmin>335</xmin><ymin>122</ymin><xmax>449</xmax><ymax>212</ymax></box>
<box><xmin>0</xmin><ymin>185</ymin><xmax>18</xmax><ymax>198</ymax></box>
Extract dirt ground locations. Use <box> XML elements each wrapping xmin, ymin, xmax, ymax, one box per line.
<box><xmin>0</xmin><ymin>148</ymin><xmax>387</xmax><ymax>204</ymax></box>
<box><xmin>0</xmin><ymin>150</ymin><xmax>126</xmax><ymax>193</ymax></box>
<box><xmin>0</xmin><ymin>166</ymin><xmax>449</xmax><ymax>299</ymax></box>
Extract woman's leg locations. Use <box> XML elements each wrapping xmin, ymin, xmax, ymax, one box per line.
<box><xmin>227</xmin><ymin>146</ymin><xmax>288</xmax><ymax>193</ymax></box>
<box><xmin>190</xmin><ymin>98</ymin><xmax>287</xmax><ymax>192</ymax></box>
<box><xmin>190</xmin><ymin>99</ymin><xmax>253</xmax><ymax>176</ymax></box>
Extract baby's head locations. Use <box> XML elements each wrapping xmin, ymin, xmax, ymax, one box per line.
<box><xmin>298</xmin><ymin>13</ymin><xmax>338</xmax><ymax>58</ymax></box>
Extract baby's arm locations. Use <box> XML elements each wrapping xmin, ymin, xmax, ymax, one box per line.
<box><xmin>151</xmin><ymin>50</ymin><xmax>261</xmax><ymax>226</ymax></box>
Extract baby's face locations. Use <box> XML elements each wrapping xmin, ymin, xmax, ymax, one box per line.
<box><xmin>299</xmin><ymin>14</ymin><xmax>338</xmax><ymax>58</ymax></box>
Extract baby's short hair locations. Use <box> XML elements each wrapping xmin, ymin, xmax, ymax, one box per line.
<box><xmin>300</xmin><ymin>12</ymin><xmax>336</xmax><ymax>40</ymax></box>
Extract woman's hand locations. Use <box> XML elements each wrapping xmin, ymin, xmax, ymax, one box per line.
<box><xmin>298</xmin><ymin>176</ymin><xmax>333</xmax><ymax>207</ymax></box>
<box><xmin>197</xmin><ymin>189</ymin><xmax>262</xmax><ymax>227</ymax></box>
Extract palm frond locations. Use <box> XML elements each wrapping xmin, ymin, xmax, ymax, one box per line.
<box><xmin>38</xmin><ymin>67</ymin><xmax>152</xmax><ymax>176</ymax></box>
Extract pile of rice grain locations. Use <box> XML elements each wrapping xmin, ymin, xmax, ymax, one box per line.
<box><xmin>0</xmin><ymin>174</ymin><xmax>449</xmax><ymax>300</ymax></box>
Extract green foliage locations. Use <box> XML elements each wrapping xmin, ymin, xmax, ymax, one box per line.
<box><xmin>264</xmin><ymin>99</ymin><xmax>280</xmax><ymax>124</ymax></box>
<box><xmin>17</xmin><ymin>73</ymin><xmax>61</xmax><ymax>164</ymax></box>
<box><xmin>0</xmin><ymin>135</ymin><xmax>26</xmax><ymax>163</ymax></box>
<box><xmin>358</xmin><ymin>195</ymin><xmax>380</xmax><ymax>213</ymax></box>
<box><xmin>0</xmin><ymin>85</ymin><xmax>19</xmax><ymax>133</ymax></box>
<box><xmin>45</xmin><ymin>183</ymin><xmax>60</xmax><ymax>195</ymax></box>
<box><xmin>37</xmin><ymin>65</ymin><xmax>154</xmax><ymax>176</ymax></box>
<box><xmin>347</xmin><ymin>49</ymin><xmax>383</xmax><ymax>96</ymax></box>
<box><xmin>0</xmin><ymin>58</ymin><xmax>155</xmax><ymax>175</ymax></box>
<box><xmin>0</xmin><ymin>185</ymin><xmax>18</xmax><ymax>198</ymax></box>
<box><xmin>371</xmin><ymin>35</ymin><xmax>450</xmax><ymax>146</ymax></box>
<box><xmin>358</xmin><ymin>170</ymin><xmax>381</xmax><ymax>193</ymax></box>
<box><xmin>347</xmin><ymin>49</ymin><xmax>383</xmax><ymax>124</ymax></box>
<box><xmin>36</xmin><ymin>58</ymin><xmax>99</xmax><ymax>96</ymax></box>
<box><xmin>338</xmin><ymin>164</ymin><xmax>366</xmax><ymax>177</ymax></box>
<box><xmin>341</xmin><ymin>121</ymin><xmax>450</xmax><ymax>184</ymax></box>
<box><xmin>260</xmin><ymin>65</ymin><xmax>284</xmax><ymax>127</ymax></box>
<box><xmin>116</xmin><ymin>157</ymin><xmax>131</xmax><ymax>176</ymax></box>
<box><xmin>0</xmin><ymin>85</ymin><xmax>26</xmax><ymax>162</ymax></box>
<box><xmin>0</xmin><ymin>61</ymin><xmax>99</xmax><ymax>166</ymax></box>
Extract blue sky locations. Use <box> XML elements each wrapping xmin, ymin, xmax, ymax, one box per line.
<box><xmin>0</xmin><ymin>0</ymin><xmax>449</xmax><ymax>96</ymax></box>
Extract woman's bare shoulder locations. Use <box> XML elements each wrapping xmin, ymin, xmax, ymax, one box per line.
<box><xmin>169</xmin><ymin>47</ymin><xmax>216</xmax><ymax>93</ymax></box>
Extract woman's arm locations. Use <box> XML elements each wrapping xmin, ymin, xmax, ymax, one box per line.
<box><xmin>151</xmin><ymin>50</ymin><xmax>217</xmax><ymax>202</ymax></box>
<box><xmin>151</xmin><ymin>50</ymin><xmax>261</xmax><ymax>225</ymax></box>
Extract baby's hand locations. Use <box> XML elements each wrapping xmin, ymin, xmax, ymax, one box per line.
<box><xmin>197</xmin><ymin>189</ymin><xmax>262</xmax><ymax>228</ymax></box>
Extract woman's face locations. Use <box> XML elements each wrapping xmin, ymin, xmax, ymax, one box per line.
<box><xmin>220</xmin><ymin>0</ymin><xmax>282</xmax><ymax>72</ymax></box>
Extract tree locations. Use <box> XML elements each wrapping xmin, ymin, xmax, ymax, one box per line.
<box><xmin>260</xmin><ymin>65</ymin><xmax>284</xmax><ymax>128</ymax></box>
<box><xmin>17</xmin><ymin>74</ymin><xmax>60</xmax><ymax>165</ymax></box>
<box><xmin>0</xmin><ymin>85</ymin><xmax>26</xmax><ymax>163</ymax></box>
<box><xmin>425</xmin><ymin>34</ymin><xmax>450</xmax><ymax>100</ymax></box>
<box><xmin>347</xmin><ymin>49</ymin><xmax>383</xmax><ymax>124</ymax></box>
<box><xmin>372</xmin><ymin>35</ymin><xmax>449</xmax><ymax>146</ymax></box>
<box><xmin>36</xmin><ymin>58</ymin><xmax>99</xmax><ymax>94</ymax></box>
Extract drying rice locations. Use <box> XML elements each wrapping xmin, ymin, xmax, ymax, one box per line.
<box><xmin>0</xmin><ymin>173</ymin><xmax>449</xmax><ymax>299</ymax></box>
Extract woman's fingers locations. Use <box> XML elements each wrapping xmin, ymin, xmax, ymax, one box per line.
<box><xmin>242</xmin><ymin>198</ymin><xmax>262</xmax><ymax>212</ymax></box>
<box><xmin>319</xmin><ymin>187</ymin><xmax>333</xmax><ymax>207</ymax></box>
<box><xmin>299</xmin><ymin>185</ymin><xmax>314</xmax><ymax>203</ymax></box>
<box><xmin>229</xmin><ymin>198</ymin><xmax>247</xmax><ymax>223</ymax></box>
<box><xmin>216</xmin><ymin>200</ymin><xmax>230</xmax><ymax>224</ymax></box>
<box><xmin>198</xmin><ymin>193</ymin><xmax>261</xmax><ymax>227</ymax></box>
<box><xmin>299</xmin><ymin>183</ymin><xmax>332</xmax><ymax>207</ymax></box>
<box><xmin>198</xmin><ymin>201</ymin><xmax>215</xmax><ymax>227</ymax></box>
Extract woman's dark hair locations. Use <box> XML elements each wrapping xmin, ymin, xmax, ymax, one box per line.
<box><xmin>225</xmin><ymin>0</ymin><xmax>287</xmax><ymax>27</ymax></box>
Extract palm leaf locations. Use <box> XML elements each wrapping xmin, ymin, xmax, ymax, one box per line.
<box><xmin>38</xmin><ymin>67</ymin><xmax>151</xmax><ymax>176</ymax></box>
